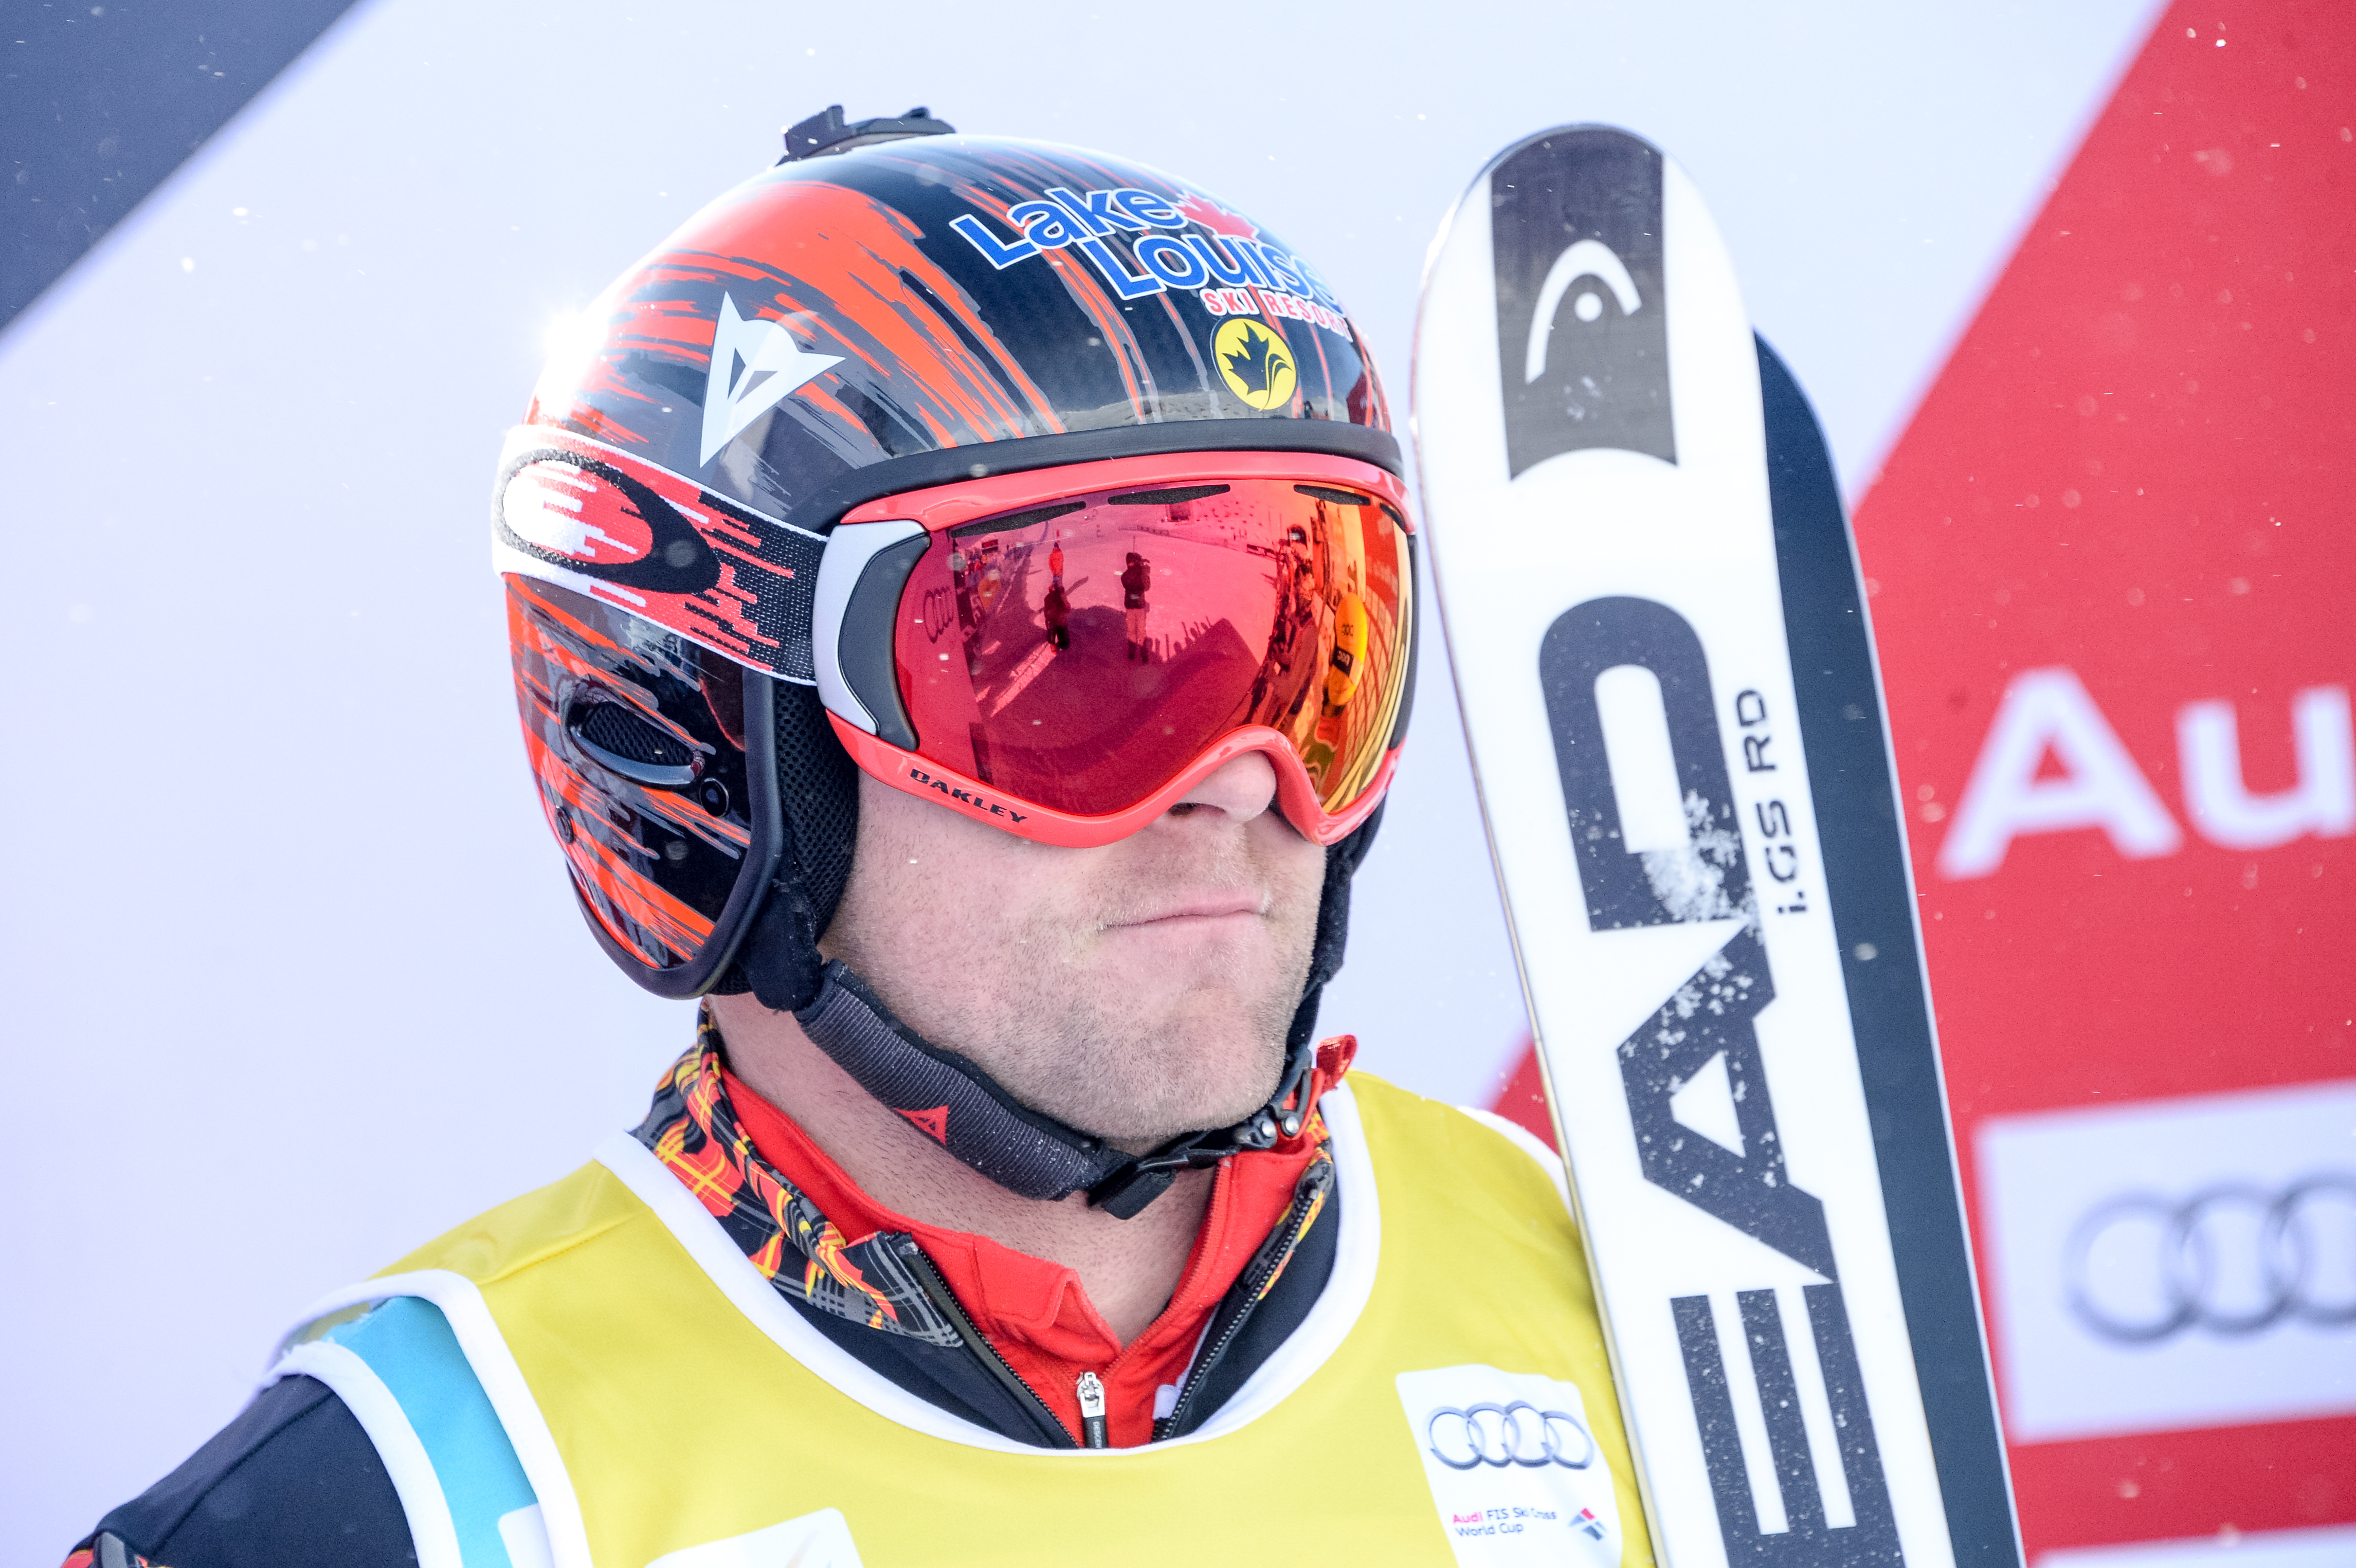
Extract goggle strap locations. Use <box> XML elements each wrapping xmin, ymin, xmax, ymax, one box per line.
<box><xmin>494</xmin><ymin>426</ymin><xmax>827</xmax><ymax>683</ymax></box>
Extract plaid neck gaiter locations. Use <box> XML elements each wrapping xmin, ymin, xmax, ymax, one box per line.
<box><xmin>633</xmin><ymin>1009</ymin><xmax>963</xmax><ymax>1347</ymax></box>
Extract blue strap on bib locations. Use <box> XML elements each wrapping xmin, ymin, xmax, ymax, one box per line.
<box><xmin>321</xmin><ymin>1297</ymin><xmax>545</xmax><ymax>1567</ymax></box>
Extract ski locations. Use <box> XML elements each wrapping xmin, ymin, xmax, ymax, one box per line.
<box><xmin>1411</xmin><ymin>126</ymin><xmax>2018</xmax><ymax>1568</ymax></box>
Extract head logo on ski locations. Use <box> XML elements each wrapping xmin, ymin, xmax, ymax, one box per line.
<box><xmin>1488</xmin><ymin>129</ymin><xmax>1675</xmax><ymax>475</ymax></box>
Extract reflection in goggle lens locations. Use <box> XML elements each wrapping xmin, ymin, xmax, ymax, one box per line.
<box><xmin>891</xmin><ymin>477</ymin><xmax>1411</xmax><ymax>823</ymax></box>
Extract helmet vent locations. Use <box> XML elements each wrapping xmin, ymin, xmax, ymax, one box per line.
<box><xmin>569</xmin><ymin>699</ymin><xmax>699</xmax><ymax>787</ymax></box>
<box><xmin>1108</xmin><ymin>485</ymin><xmax>1231</xmax><ymax>506</ymax></box>
<box><xmin>780</xmin><ymin>104</ymin><xmax>957</xmax><ymax>164</ymax></box>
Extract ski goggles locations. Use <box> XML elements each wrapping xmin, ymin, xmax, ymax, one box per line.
<box><xmin>496</xmin><ymin>431</ymin><xmax>1416</xmax><ymax>849</ymax></box>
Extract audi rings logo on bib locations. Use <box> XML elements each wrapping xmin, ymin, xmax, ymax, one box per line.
<box><xmin>2068</xmin><ymin>1178</ymin><xmax>2356</xmax><ymax>1344</ymax></box>
<box><xmin>1425</xmin><ymin>1402</ymin><xmax>1598</xmax><ymax>1471</ymax></box>
<box><xmin>1395</xmin><ymin>1368</ymin><xmax>1621</xmax><ymax>1567</ymax></box>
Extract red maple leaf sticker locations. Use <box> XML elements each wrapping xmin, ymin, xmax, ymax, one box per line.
<box><xmin>1177</xmin><ymin>194</ymin><xmax>1258</xmax><ymax>240</ymax></box>
<box><xmin>896</xmin><ymin>1104</ymin><xmax>950</xmax><ymax>1144</ymax></box>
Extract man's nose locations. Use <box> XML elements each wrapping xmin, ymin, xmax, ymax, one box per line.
<box><xmin>1168</xmin><ymin>750</ymin><xmax>1279</xmax><ymax>825</ymax></box>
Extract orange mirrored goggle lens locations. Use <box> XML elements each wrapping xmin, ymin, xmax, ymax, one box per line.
<box><xmin>890</xmin><ymin>476</ymin><xmax>1413</xmax><ymax>827</ymax></box>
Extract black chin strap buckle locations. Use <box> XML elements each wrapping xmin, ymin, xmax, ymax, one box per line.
<box><xmin>1084</xmin><ymin>1035</ymin><xmax>1321</xmax><ymax>1219</ymax></box>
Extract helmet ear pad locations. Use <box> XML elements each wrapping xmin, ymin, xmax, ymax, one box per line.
<box><xmin>1288</xmin><ymin>800</ymin><xmax>1384</xmax><ymax>1058</ymax></box>
<box><xmin>724</xmin><ymin>679</ymin><xmax>1383</xmax><ymax>1050</ymax></box>
<box><xmin>719</xmin><ymin>682</ymin><xmax>860</xmax><ymax>1013</ymax></box>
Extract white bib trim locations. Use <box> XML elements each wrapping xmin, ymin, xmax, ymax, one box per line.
<box><xmin>1454</xmin><ymin>1105</ymin><xmax>1573</xmax><ymax>1215</ymax></box>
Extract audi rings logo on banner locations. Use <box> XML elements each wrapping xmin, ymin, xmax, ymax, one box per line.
<box><xmin>1425</xmin><ymin>1402</ymin><xmax>1597</xmax><ymax>1470</ymax></box>
<box><xmin>2065</xmin><ymin>1174</ymin><xmax>2356</xmax><ymax>1343</ymax></box>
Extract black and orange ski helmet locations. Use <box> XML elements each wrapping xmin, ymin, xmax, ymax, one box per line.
<box><xmin>496</xmin><ymin>107</ymin><xmax>1408</xmax><ymax>1028</ymax></box>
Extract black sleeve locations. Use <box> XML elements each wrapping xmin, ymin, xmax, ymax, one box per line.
<box><xmin>76</xmin><ymin>1375</ymin><xmax>415</xmax><ymax>1568</ymax></box>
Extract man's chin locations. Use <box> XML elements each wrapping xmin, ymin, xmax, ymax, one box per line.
<box><xmin>1086</xmin><ymin>1090</ymin><xmax>1276</xmax><ymax>1153</ymax></box>
<box><xmin>1034</xmin><ymin>1009</ymin><xmax>1293</xmax><ymax>1146</ymax></box>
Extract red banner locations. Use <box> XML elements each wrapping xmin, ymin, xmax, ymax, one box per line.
<box><xmin>1853</xmin><ymin>0</ymin><xmax>2355</xmax><ymax>1556</ymax></box>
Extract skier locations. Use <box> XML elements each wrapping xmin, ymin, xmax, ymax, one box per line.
<box><xmin>976</xmin><ymin>544</ymin><xmax>1005</xmax><ymax>616</ymax></box>
<box><xmin>66</xmin><ymin>110</ymin><xmax>1646</xmax><ymax>1568</ymax></box>
<box><xmin>1042</xmin><ymin>575</ymin><xmax>1071</xmax><ymax>652</ymax></box>
<box><xmin>1122</xmin><ymin>549</ymin><xmax>1152</xmax><ymax>661</ymax></box>
<box><xmin>1301</xmin><ymin>562</ymin><xmax>1370</xmax><ymax>785</ymax></box>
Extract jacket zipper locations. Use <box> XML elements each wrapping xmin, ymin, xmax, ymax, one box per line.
<box><xmin>1151</xmin><ymin>1154</ymin><xmax>1334</xmax><ymax>1441</ymax></box>
<box><xmin>893</xmin><ymin>1236</ymin><xmax>1078</xmax><ymax>1449</ymax></box>
<box><xmin>1076</xmin><ymin>1370</ymin><xmax>1109</xmax><ymax>1448</ymax></box>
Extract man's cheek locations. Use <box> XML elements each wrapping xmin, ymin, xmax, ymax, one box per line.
<box><xmin>1285</xmin><ymin>848</ymin><xmax>1331</xmax><ymax>918</ymax></box>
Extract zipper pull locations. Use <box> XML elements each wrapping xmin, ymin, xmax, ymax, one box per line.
<box><xmin>1076</xmin><ymin>1371</ymin><xmax>1109</xmax><ymax>1449</ymax></box>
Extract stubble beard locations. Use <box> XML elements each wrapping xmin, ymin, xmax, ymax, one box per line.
<box><xmin>983</xmin><ymin>909</ymin><xmax>1309</xmax><ymax>1147</ymax></box>
<box><xmin>826</xmin><ymin>832</ymin><xmax>1323</xmax><ymax>1148</ymax></box>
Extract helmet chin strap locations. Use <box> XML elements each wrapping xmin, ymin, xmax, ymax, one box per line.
<box><xmin>785</xmin><ymin>960</ymin><xmax>1316</xmax><ymax>1219</ymax></box>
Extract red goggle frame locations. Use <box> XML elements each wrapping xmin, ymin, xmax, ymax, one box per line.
<box><xmin>818</xmin><ymin>451</ymin><xmax>1416</xmax><ymax>847</ymax></box>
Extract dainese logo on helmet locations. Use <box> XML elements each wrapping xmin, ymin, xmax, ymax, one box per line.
<box><xmin>950</xmin><ymin>186</ymin><xmax>1349</xmax><ymax>334</ymax></box>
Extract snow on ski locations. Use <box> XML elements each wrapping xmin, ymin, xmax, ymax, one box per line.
<box><xmin>1412</xmin><ymin>126</ymin><xmax>2017</xmax><ymax>1568</ymax></box>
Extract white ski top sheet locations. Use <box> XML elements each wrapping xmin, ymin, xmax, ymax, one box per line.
<box><xmin>1413</xmin><ymin>126</ymin><xmax>1955</xmax><ymax>1568</ymax></box>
